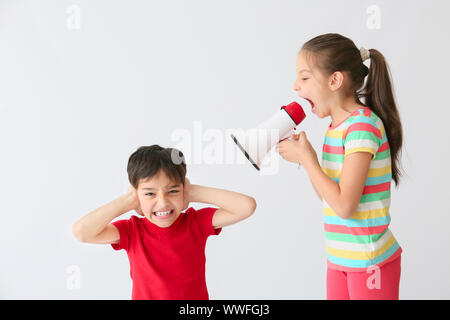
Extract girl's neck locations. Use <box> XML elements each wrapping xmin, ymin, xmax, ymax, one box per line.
<box><xmin>330</xmin><ymin>96</ymin><xmax>364</xmax><ymax>127</ymax></box>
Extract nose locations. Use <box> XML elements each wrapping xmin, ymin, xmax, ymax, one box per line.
<box><xmin>156</xmin><ymin>193</ymin><xmax>169</xmax><ymax>207</ymax></box>
<box><xmin>293</xmin><ymin>79</ymin><xmax>300</xmax><ymax>92</ymax></box>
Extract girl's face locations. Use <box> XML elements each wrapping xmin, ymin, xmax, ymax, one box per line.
<box><xmin>137</xmin><ymin>170</ymin><xmax>185</xmax><ymax>228</ymax></box>
<box><xmin>293</xmin><ymin>50</ymin><xmax>335</xmax><ymax>119</ymax></box>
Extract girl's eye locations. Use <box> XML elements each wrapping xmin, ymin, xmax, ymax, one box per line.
<box><xmin>302</xmin><ymin>78</ymin><xmax>309</xmax><ymax>81</ymax></box>
<box><xmin>169</xmin><ymin>190</ymin><xmax>179</xmax><ymax>194</ymax></box>
<box><xmin>145</xmin><ymin>193</ymin><xmax>155</xmax><ymax>196</ymax></box>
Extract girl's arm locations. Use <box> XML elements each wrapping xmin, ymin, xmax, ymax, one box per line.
<box><xmin>187</xmin><ymin>182</ymin><xmax>257</xmax><ymax>229</ymax></box>
<box><xmin>304</xmin><ymin>152</ymin><xmax>372</xmax><ymax>219</ymax></box>
<box><xmin>277</xmin><ymin>131</ymin><xmax>372</xmax><ymax>220</ymax></box>
<box><xmin>309</xmin><ymin>175</ymin><xmax>323</xmax><ymax>201</ymax></box>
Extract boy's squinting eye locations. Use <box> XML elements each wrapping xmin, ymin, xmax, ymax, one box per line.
<box><xmin>301</xmin><ymin>78</ymin><xmax>309</xmax><ymax>81</ymax></box>
<box><xmin>145</xmin><ymin>190</ymin><xmax>179</xmax><ymax>196</ymax></box>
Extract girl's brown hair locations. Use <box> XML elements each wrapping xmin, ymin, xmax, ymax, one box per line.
<box><xmin>302</xmin><ymin>33</ymin><xmax>403</xmax><ymax>186</ymax></box>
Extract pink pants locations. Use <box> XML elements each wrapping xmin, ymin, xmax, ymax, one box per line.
<box><xmin>326</xmin><ymin>256</ymin><xmax>401</xmax><ymax>300</ymax></box>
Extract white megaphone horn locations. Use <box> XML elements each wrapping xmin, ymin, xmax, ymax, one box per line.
<box><xmin>230</xmin><ymin>101</ymin><xmax>308</xmax><ymax>171</ymax></box>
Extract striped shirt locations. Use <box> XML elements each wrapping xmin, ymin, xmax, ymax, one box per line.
<box><xmin>321</xmin><ymin>106</ymin><xmax>402</xmax><ymax>272</ymax></box>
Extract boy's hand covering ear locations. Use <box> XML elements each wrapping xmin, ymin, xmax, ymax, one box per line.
<box><xmin>126</xmin><ymin>185</ymin><xmax>144</xmax><ymax>216</ymax></box>
<box><xmin>183</xmin><ymin>178</ymin><xmax>191</xmax><ymax>211</ymax></box>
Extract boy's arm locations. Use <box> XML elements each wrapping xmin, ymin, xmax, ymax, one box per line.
<box><xmin>72</xmin><ymin>187</ymin><xmax>140</xmax><ymax>244</ymax></box>
<box><xmin>187</xmin><ymin>182</ymin><xmax>256</xmax><ymax>229</ymax></box>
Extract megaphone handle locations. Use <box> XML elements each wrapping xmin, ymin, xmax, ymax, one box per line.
<box><xmin>291</xmin><ymin>128</ymin><xmax>302</xmax><ymax>169</ymax></box>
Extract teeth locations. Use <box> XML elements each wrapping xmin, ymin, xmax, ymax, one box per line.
<box><xmin>154</xmin><ymin>210</ymin><xmax>172</xmax><ymax>217</ymax></box>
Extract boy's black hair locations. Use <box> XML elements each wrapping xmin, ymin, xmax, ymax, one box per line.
<box><xmin>127</xmin><ymin>145</ymin><xmax>187</xmax><ymax>188</ymax></box>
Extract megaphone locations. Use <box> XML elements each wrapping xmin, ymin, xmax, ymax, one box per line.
<box><xmin>230</xmin><ymin>101</ymin><xmax>308</xmax><ymax>171</ymax></box>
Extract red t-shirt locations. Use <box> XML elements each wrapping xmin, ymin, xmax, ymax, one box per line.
<box><xmin>111</xmin><ymin>207</ymin><xmax>221</xmax><ymax>300</ymax></box>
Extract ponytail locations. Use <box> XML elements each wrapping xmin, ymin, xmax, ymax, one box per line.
<box><xmin>357</xmin><ymin>49</ymin><xmax>403</xmax><ymax>186</ymax></box>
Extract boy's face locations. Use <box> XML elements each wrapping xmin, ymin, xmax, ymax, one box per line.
<box><xmin>136</xmin><ymin>170</ymin><xmax>185</xmax><ymax>228</ymax></box>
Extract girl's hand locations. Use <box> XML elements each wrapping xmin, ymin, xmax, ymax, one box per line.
<box><xmin>276</xmin><ymin>131</ymin><xmax>319</xmax><ymax>169</ymax></box>
<box><xmin>182</xmin><ymin>178</ymin><xmax>191</xmax><ymax>211</ymax></box>
<box><xmin>125</xmin><ymin>185</ymin><xmax>143</xmax><ymax>215</ymax></box>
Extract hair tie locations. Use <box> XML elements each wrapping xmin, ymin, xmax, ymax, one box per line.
<box><xmin>360</xmin><ymin>47</ymin><xmax>370</xmax><ymax>62</ymax></box>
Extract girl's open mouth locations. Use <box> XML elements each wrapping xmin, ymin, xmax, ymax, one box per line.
<box><xmin>304</xmin><ymin>98</ymin><xmax>316</xmax><ymax>114</ymax></box>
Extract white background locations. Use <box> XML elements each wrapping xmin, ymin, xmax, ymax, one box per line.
<box><xmin>0</xmin><ymin>0</ymin><xmax>449</xmax><ymax>299</ymax></box>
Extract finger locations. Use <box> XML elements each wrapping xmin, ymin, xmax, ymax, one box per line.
<box><xmin>294</xmin><ymin>132</ymin><xmax>305</xmax><ymax>142</ymax></box>
<box><xmin>275</xmin><ymin>144</ymin><xmax>282</xmax><ymax>152</ymax></box>
<box><xmin>278</xmin><ymin>139</ymin><xmax>289</xmax><ymax>147</ymax></box>
<box><xmin>276</xmin><ymin>146</ymin><xmax>283</xmax><ymax>154</ymax></box>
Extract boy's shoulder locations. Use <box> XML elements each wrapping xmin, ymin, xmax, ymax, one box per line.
<box><xmin>124</xmin><ymin>214</ymin><xmax>145</xmax><ymax>223</ymax></box>
<box><xmin>185</xmin><ymin>206</ymin><xmax>221</xmax><ymax>236</ymax></box>
<box><xmin>184</xmin><ymin>206</ymin><xmax>218</xmax><ymax>216</ymax></box>
<box><xmin>112</xmin><ymin>214</ymin><xmax>146</xmax><ymax>231</ymax></box>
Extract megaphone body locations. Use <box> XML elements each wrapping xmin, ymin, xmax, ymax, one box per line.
<box><xmin>231</xmin><ymin>101</ymin><xmax>308</xmax><ymax>171</ymax></box>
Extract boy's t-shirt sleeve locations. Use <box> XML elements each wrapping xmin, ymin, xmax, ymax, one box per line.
<box><xmin>192</xmin><ymin>207</ymin><xmax>222</xmax><ymax>238</ymax></box>
<box><xmin>111</xmin><ymin>218</ymin><xmax>132</xmax><ymax>251</ymax></box>
<box><xmin>343</xmin><ymin>116</ymin><xmax>382</xmax><ymax>160</ymax></box>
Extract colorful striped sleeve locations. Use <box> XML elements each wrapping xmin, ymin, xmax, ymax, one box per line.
<box><xmin>343</xmin><ymin>116</ymin><xmax>382</xmax><ymax>159</ymax></box>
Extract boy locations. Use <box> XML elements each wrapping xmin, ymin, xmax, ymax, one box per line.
<box><xmin>72</xmin><ymin>145</ymin><xmax>256</xmax><ymax>300</ymax></box>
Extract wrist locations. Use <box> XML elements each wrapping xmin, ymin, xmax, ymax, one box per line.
<box><xmin>118</xmin><ymin>193</ymin><xmax>137</xmax><ymax>213</ymax></box>
<box><xmin>304</xmin><ymin>157</ymin><xmax>321</xmax><ymax>173</ymax></box>
<box><xmin>188</xmin><ymin>184</ymin><xmax>202</xmax><ymax>203</ymax></box>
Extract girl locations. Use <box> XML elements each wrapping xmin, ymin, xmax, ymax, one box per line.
<box><xmin>276</xmin><ymin>33</ymin><xmax>403</xmax><ymax>300</ymax></box>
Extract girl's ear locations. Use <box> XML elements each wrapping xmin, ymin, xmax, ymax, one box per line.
<box><xmin>328</xmin><ymin>71</ymin><xmax>345</xmax><ymax>91</ymax></box>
